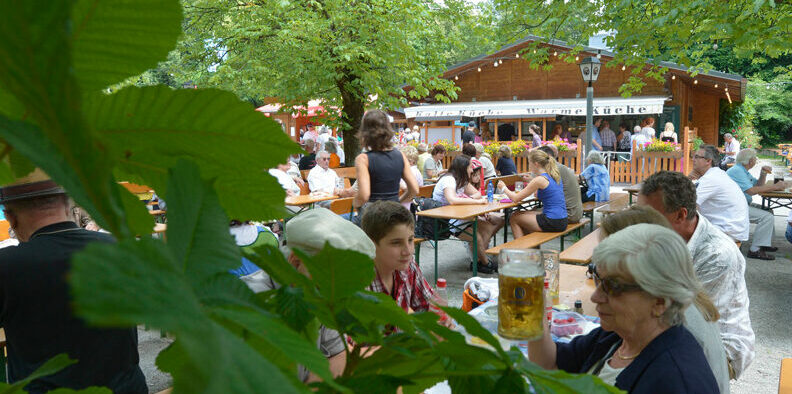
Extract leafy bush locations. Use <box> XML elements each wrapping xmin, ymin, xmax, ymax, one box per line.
<box><xmin>0</xmin><ymin>1</ymin><xmax>620</xmax><ymax>393</ymax></box>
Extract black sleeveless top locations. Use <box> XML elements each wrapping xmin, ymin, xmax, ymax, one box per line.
<box><xmin>366</xmin><ymin>149</ymin><xmax>404</xmax><ymax>202</ymax></box>
<box><xmin>660</xmin><ymin>135</ymin><xmax>675</xmax><ymax>142</ymax></box>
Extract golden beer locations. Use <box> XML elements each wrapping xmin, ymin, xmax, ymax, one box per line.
<box><xmin>497</xmin><ymin>249</ymin><xmax>545</xmax><ymax>340</ymax></box>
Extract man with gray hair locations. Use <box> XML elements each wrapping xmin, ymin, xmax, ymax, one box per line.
<box><xmin>637</xmin><ymin>171</ymin><xmax>755</xmax><ymax>379</ymax></box>
<box><xmin>726</xmin><ymin>148</ymin><xmax>787</xmax><ymax>260</ymax></box>
<box><xmin>691</xmin><ymin>144</ymin><xmax>749</xmax><ymax>242</ymax></box>
<box><xmin>721</xmin><ymin>133</ymin><xmax>740</xmax><ymax>166</ymax></box>
<box><xmin>242</xmin><ymin>208</ymin><xmax>377</xmax><ymax>383</ymax></box>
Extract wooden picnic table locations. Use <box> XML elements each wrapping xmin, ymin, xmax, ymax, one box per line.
<box><xmin>559</xmin><ymin>263</ymin><xmax>597</xmax><ymax>316</ymax></box>
<box><xmin>759</xmin><ymin>190</ymin><xmax>792</xmax><ymax>210</ymax></box>
<box><xmin>623</xmin><ymin>183</ymin><xmax>642</xmax><ymax>204</ymax></box>
<box><xmin>285</xmin><ymin>193</ymin><xmax>339</xmax><ymax>213</ymax></box>
<box><xmin>418</xmin><ymin>200</ymin><xmax>526</xmax><ymax>280</ymax></box>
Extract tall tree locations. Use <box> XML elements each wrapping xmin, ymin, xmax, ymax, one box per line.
<box><xmin>170</xmin><ymin>0</ymin><xmax>478</xmax><ymax>159</ymax></box>
<box><xmin>488</xmin><ymin>0</ymin><xmax>792</xmax><ymax>94</ymax></box>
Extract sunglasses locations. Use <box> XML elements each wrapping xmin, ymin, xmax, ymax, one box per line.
<box><xmin>589</xmin><ymin>264</ymin><xmax>642</xmax><ymax>297</ymax></box>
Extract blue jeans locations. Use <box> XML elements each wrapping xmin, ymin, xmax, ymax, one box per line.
<box><xmin>785</xmin><ymin>224</ymin><xmax>792</xmax><ymax>244</ymax></box>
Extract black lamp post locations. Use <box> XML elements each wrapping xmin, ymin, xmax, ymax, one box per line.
<box><xmin>579</xmin><ymin>57</ymin><xmax>601</xmax><ymax>155</ymax></box>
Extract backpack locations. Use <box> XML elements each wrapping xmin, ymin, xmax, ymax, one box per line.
<box><xmin>414</xmin><ymin>197</ymin><xmax>451</xmax><ymax>240</ymax></box>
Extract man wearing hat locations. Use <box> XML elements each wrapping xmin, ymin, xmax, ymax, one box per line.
<box><xmin>241</xmin><ymin>208</ymin><xmax>375</xmax><ymax>383</ymax></box>
<box><xmin>0</xmin><ymin>170</ymin><xmax>147</xmax><ymax>393</ymax></box>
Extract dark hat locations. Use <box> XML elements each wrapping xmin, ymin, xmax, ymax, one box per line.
<box><xmin>0</xmin><ymin>169</ymin><xmax>66</xmax><ymax>204</ymax></box>
<box><xmin>468</xmin><ymin>121</ymin><xmax>476</xmax><ymax>127</ymax></box>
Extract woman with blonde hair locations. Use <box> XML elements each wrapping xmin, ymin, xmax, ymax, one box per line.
<box><xmin>498</xmin><ymin>149</ymin><xmax>567</xmax><ymax>236</ymax></box>
<box><xmin>597</xmin><ymin>206</ymin><xmax>730</xmax><ymax>393</ymax></box>
<box><xmin>659</xmin><ymin>122</ymin><xmax>678</xmax><ymax>143</ymax></box>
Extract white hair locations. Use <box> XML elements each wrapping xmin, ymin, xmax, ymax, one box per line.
<box><xmin>633</xmin><ymin>125</ymin><xmax>642</xmax><ymax>133</ymax></box>
<box><xmin>664</xmin><ymin>122</ymin><xmax>674</xmax><ymax>133</ymax></box>
<box><xmin>473</xmin><ymin>142</ymin><xmax>484</xmax><ymax>154</ymax></box>
<box><xmin>592</xmin><ymin>223</ymin><xmax>701</xmax><ymax>327</ymax></box>
<box><xmin>586</xmin><ymin>151</ymin><xmax>605</xmax><ymax>165</ymax></box>
<box><xmin>735</xmin><ymin>148</ymin><xmax>756</xmax><ymax>166</ymax></box>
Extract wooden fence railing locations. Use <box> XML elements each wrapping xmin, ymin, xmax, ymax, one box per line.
<box><xmin>439</xmin><ymin>128</ymin><xmax>696</xmax><ymax>185</ymax></box>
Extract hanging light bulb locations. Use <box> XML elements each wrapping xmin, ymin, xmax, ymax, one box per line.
<box><xmin>493</xmin><ymin>61</ymin><xmax>498</xmax><ymax>67</ymax></box>
<box><xmin>575</xmin><ymin>55</ymin><xmax>579</xmax><ymax>61</ymax></box>
<box><xmin>724</xmin><ymin>87</ymin><xmax>728</xmax><ymax>92</ymax></box>
<box><xmin>533</xmin><ymin>49</ymin><xmax>537</xmax><ymax>54</ymax></box>
<box><xmin>621</xmin><ymin>65</ymin><xmax>626</xmax><ymax>71</ymax></box>
<box><xmin>714</xmin><ymin>83</ymin><xmax>718</xmax><ymax>88</ymax></box>
<box><xmin>694</xmin><ymin>80</ymin><xmax>698</xmax><ymax>85</ymax></box>
<box><xmin>477</xmin><ymin>66</ymin><xmax>481</xmax><ymax>72</ymax></box>
<box><xmin>553</xmin><ymin>51</ymin><xmax>558</xmax><ymax>56</ymax></box>
<box><xmin>498</xmin><ymin>59</ymin><xmax>503</xmax><ymax>64</ymax></box>
<box><xmin>515</xmin><ymin>53</ymin><xmax>519</xmax><ymax>58</ymax></box>
<box><xmin>672</xmin><ymin>75</ymin><xmax>676</xmax><ymax>80</ymax></box>
<box><xmin>596</xmin><ymin>50</ymin><xmax>601</xmax><ymax>59</ymax></box>
<box><xmin>454</xmin><ymin>75</ymin><xmax>459</xmax><ymax>80</ymax></box>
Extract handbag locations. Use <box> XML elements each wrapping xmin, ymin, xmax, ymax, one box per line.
<box><xmin>414</xmin><ymin>197</ymin><xmax>451</xmax><ymax>240</ymax></box>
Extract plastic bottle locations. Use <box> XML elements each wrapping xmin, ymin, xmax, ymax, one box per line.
<box><xmin>436</xmin><ymin>278</ymin><xmax>448</xmax><ymax>305</ymax></box>
<box><xmin>486</xmin><ymin>182</ymin><xmax>494</xmax><ymax>203</ymax></box>
<box><xmin>544</xmin><ymin>279</ymin><xmax>552</xmax><ymax>325</ymax></box>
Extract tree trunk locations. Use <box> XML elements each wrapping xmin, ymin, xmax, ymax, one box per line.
<box><xmin>338</xmin><ymin>74</ymin><xmax>365</xmax><ymax>164</ymax></box>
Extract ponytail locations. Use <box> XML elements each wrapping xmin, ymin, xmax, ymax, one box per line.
<box><xmin>693</xmin><ymin>291</ymin><xmax>720</xmax><ymax>322</ymax></box>
<box><xmin>528</xmin><ymin>150</ymin><xmax>560</xmax><ymax>183</ymax></box>
<box><xmin>545</xmin><ymin>157</ymin><xmax>561</xmax><ymax>183</ymax></box>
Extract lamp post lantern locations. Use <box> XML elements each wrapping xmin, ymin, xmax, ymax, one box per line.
<box><xmin>579</xmin><ymin>57</ymin><xmax>601</xmax><ymax>155</ymax></box>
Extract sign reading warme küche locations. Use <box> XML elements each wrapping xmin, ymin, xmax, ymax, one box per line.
<box><xmin>404</xmin><ymin>96</ymin><xmax>667</xmax><ymax>120</ymax></box>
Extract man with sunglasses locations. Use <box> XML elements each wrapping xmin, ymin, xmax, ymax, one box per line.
<box><xmin>690</xmin><ymin>144</ymin><xmax>750</xmax><ymax>244</ymax></box>
<box><xmin>638</xmin><ymin>170</ymin><xmax>754</xmax><ymax>380</ymax></box>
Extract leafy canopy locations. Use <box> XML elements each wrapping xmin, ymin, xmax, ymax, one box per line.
<box><xmin>488</xmin><ymin>0</ymin><xmax>792</xmax><ymax>95</ymax></box>
<box><xmin>0</xmin><ymin>0</ymin><xmax>622</xmax><ymax>393</ymax></box>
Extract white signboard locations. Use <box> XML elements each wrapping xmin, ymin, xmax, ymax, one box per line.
<box><xmin>404</xmin><ymin>96</ymin><xmax>667</xmax><ymax>120</ymax></box>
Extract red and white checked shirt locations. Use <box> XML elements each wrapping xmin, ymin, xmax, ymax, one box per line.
<box><xmin>368</xmin><ymin>259</ymin><xmax>443</xmax><ymax>315</ymax></box>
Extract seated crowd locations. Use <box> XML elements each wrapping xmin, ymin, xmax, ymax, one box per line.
<box><xmin>2</xmin><ymin>110</ymin><xmax>769</xmax><ymax>392</ymax></box>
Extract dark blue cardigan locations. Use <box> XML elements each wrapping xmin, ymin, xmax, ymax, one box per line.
<box><xmin>556</xmin><ymin>325</ymin><xmax>719</xmax><ymax>393</ymax></box>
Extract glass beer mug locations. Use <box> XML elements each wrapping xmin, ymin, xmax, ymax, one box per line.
<box><xmin>498</xmin><ymin>249</ymin><xmax>545</xmax><ymax>340</ymax></box>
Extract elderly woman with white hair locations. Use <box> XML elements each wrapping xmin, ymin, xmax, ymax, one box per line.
<box><xmin>528</xmin><ymin>224</ymin><xmax>719</xmax><ymax>393</ymax></box>
<box><xmin>580</xmin><ymin>151</ymin><xmax>610</xmax><ymax>202</ymax></box>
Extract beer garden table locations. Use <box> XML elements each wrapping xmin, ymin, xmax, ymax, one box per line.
<box><xmin>417</xmin><ymin>198</ymin><xmax>539</xmax><ymax>280</ymax></box>
<box><xmin>623</xmin><ymin>183</ymin><xmax>642</xmax><ymax>204</ymax></box>
<box><xmin>759</xmin><ymin>191</ymin><xmax>792</xmax><ymax>210</ymax></box>
<box><xmin>285</xmin><ymin>193</ymin><xmax>339</xmax><ymax>214</ymax></box>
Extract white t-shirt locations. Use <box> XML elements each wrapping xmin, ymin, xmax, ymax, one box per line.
<box><xmin>432</xmin><ymin>175</ymin><xmax>468</xmax><ymax>227</ymax></box>
<box><xmin>597</xmin><ymin>359</ymin><xmax>623</xmax><ymax>387</ymax></box>
<box><xmin>268</xmin><ymin>168</ymin><xmax>300</xmax><ymax>195</ymax></box>
<box><xmin>723</xmin><ymin>139</ymin><xmax>741</xmax><ymax>162</ymax></box>
<box><xmin>411</xmin><ymin>131</ymin><xmax>421</xmax><ymax>143</ymax></box>
<box><xmin>696</xmin><ymin>167</ymin><xmax>749</xmax><ymax>241</ymax></box>
<box><xmin>307</xmin><ymin>166</ymin><xmax>339</xmax><ymax>194</ymax></box>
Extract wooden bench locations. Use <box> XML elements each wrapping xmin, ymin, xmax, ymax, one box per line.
<box><xmin>560</xmin><ymin>227</ymin><xmax>602</xmax><ymax>265</ymax></box>
<box><xmin>332</xmin><ymin>166</ymin><xmax>357</xmax><ymax>179</ymax></box>
<box><xmin>485</xmin><ymin>218</ymin><xmax>590</xmax><ymax>255</ymax></box>
<box><xmin>781</xmin><ymin>358</ymin><xmax>792</xmax><ymax>394</ymax></box>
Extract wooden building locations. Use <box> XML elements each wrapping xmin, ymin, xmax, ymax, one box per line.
<box><xmin>404</xmin><ymin>36</ymin><xmax>746</xmax><ymax>146</ymax></box>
